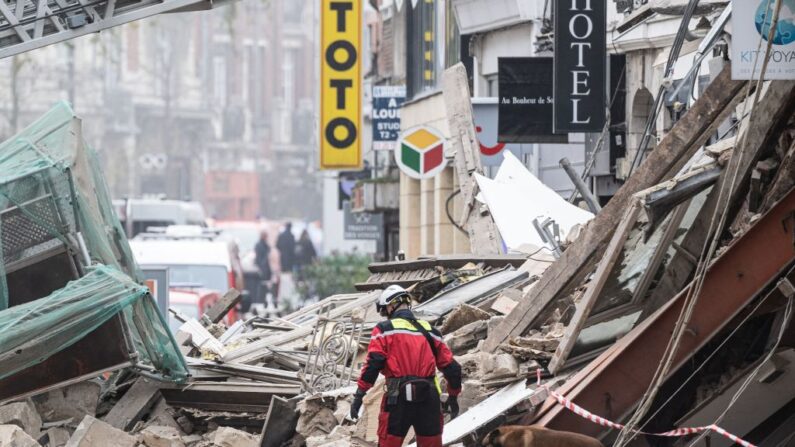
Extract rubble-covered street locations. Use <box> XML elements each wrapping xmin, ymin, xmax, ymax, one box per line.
<box><xmin>0</xmin><ymin>0</ymin><xmax>795</xmax><ymax>446</ymax></box>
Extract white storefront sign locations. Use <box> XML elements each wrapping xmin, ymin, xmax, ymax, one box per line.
<box><xmin>732</xmin><ymin>0</ymin><xmax>795</xmax><ymax>80</ymax></box>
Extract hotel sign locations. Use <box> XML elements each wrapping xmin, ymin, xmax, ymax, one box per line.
<box><xmin>553</xmin><ymin>0</ymin><xmax>606</xmax><ymax>133</ymax></box>
<box><xmin>320</xmin><ymin>0</ymin><xmax>362</xmax><ymax>169</ymax></box>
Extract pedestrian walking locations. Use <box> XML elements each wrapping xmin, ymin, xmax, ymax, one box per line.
<box><xmin>254</xmin><ymin>230</ymin><xmax>272</xmax><ymax>304</ymax></box>
<box><xmin>295</xmin><ymin>229</ymin><xmax>317</xmax><ymax>275</ymax></box>
<box><xmin>276</xmin><ymin>222</ymin><xmax>297</xmax><ymax>273</ymax></box>
<box><xmin>350</xmin><ymin>285</ymin><xmax>462</xmax><ymax>447</ymax></box>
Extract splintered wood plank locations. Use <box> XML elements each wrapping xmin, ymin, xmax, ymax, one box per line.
<box><xmin>202</xmin><ymin>289</ymin><xmax>241</xmax><ymax>325</ymax></box>
<box><xmin>547</xmin><ymin>201</ymin><xmax>641</xmax><ymax>374</ymax></box>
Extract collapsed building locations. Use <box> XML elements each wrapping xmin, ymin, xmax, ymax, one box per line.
<box><xmin>2</xmin><ymin>9</ymin><xmax>795</xmax><ymax>447</ymax></box>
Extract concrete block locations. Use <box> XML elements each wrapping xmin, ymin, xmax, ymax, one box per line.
<box><xmin>482</xmin><ymin>354</ymin><xmax>519</xmax><ymax>381</ymax></box>
<box><xmin>457</xmin><ymin>380</ymin><xmax>487</xmax><ymax>413</ymax></box>
<box><xmin>487</xmin><ymin>316</ymin><xmax>505</xmax><ymax>338</ymax></box>
<box><xmin>45</xmin><ymin>427</ymin><xmax>71</xmax><ymax>447</ymax></box>
<box><xmin>212</xmin><ymin>427</ymin><xmax>258</xmax><ymax>447</ymax></box>
<box><xmin>440</xmin><ymin>304</ymin><xmax>491</xmax><ymax>334</ymax></box>
<box><xmin>139</xmin><ymin>425</ymin><xmax>185</xmax><ymax>447</ymax></box>
<box><xmin>444</xmin><ymin>319</ymin><xmax>487</xmax><ymax>355</ymax></box>
<box><xmin>0</xmin><ymin>401</ymin><xmax>42</xmax><ymax>439</ymax></box>
<box><xmin>0</xmin><ymin>424</ymin><xmax>41</xmax><ymax>447</ymax></box>
<box><xmin>33</xmin><ymin>382</ymin><xmax>100</xmax><ymax>423</ymax></box>
<box><xmin>65</xmin><ymin>416</ymin><xmax>137</xmax><ymax>447</ymax></box>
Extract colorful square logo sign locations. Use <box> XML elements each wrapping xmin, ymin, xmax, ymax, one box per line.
<box><xmin>395</xmin><ymin>126</ymin><xmax>448</xmax><ymax>179</ymax></box>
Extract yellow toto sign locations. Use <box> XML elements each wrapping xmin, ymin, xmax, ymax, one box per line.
<box><xmin>320</xmin><ymin>0</ymin><xmax>361</xmax><ymax>170</ymax></box>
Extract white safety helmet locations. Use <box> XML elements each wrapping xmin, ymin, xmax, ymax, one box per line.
<box><xmin>377</xmin><ymin>285</ymin><xmax>410</xmax><ymax>316</ymax></box>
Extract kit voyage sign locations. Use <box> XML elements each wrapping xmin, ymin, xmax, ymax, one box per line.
<box><xmin>732</xmin><ymin>0</ymin><xmax>795</xmax><ymax>80</ymax></box>
<box><xmin>320</xmin><ymin>0</ymin><xmax>362</xmax><ymax>169</ymax></box>
<box><xmin>553</xmin><ymin>0</ymin><xmax>606</xmax><ymax>133</ymax></box>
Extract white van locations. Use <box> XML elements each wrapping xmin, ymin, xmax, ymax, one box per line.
<box><xmin>113</xmin><ymin>199</ymin><xmax>207</xmax><ymax>238</ymax></box>
<box><xmin>130</xmin><ymin>237</ymin><xmax>237</xmax><ymax>292</ymax></box>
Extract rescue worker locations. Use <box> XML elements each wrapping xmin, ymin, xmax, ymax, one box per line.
<box><xmin>350</xmin><ymin>285</ymin><xmax>462</xmax><ymax>447</ymax></box>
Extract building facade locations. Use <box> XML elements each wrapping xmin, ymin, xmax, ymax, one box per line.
<box><xmin>0</xmin><ymin>0</ymin><xmax>321</xmax><ymax>222</ymax></box>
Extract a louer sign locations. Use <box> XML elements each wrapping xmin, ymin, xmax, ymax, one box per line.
<box><xmin>553</xmin><ymin>0</ymin><xmax>606</xmax><ymax>134</ymax></box>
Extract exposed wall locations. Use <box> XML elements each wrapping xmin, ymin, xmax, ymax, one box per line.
<box><xmin>398</xmin><ymin>91</ymin><xmax>468</xmax><ymax>258</ymax></box>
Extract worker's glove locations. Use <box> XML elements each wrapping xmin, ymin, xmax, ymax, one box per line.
<box><xmin>349</xmin><ymin>388</ymin><xmax>366</xmax><ymax>420</ymax></box>
<box><xmin>443</xmin><ymin>395</ymin><xmax>459</xmax><ymax>419</ymax></box>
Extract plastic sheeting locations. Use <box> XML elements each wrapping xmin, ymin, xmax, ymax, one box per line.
<box><xmin>475</xmin><ymin>152</ymin><xmax>594</xmax><ymax>251</ymax></box>
<box><xmin>0</xmin><ymin>266</ymin><xmax>188</xmax><ymax>382</ymax></box>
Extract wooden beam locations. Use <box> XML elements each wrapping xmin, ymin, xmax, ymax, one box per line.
<box><xmin>442</xmin><ymin>63</ymin><xmax>502</xmax><ymax>255</ymax></box>
<box><xmin>548</xmin><ymin>201</ymin><xmax>641</xmax><ymax>374</ymax></box>
<box><xmin>483</xmin><ymin>65</ymin><xmax>748</xmax><ymax>352</ymax></box>
<box><xmin>103</xmin><ymin>378</ymin><xmax>161</xmax><ymax>431</ymax></box>
<box><xmin>202</xmin><ymin>289</ymin><xmax>241</xmax><ymax>325</ymax></box>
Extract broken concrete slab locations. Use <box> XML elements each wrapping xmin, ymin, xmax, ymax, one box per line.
<box><xmin>260</xmin><ymin>396</ymin><xmax>298</xmax><ymax>447</ymax></box>
<box><xmin>490</xmin><ymin>295</ymin><xmax>518</xmax><ymax>315</ymax></box>
<box><xmin>0</xmin><ymin>400</ymin><xmax>43</xmax><ymax>440</ymax></box>
<box><xmin>305</xmin><ymin>425</ymin><xmax>356</xmax><ymax>447</ymax></box>
<box><xmin>145</xmin><ymin>400</ymin><xmax>181</xmax><ymax>432</ymax></box>
<box><xmin>44</xmin><ymin>427</ymin><xmax>71</xmax><ymax>447</ymax></box>
<box><xmin>139</xmin><ymin>425</ymin><xmax>185</xmax><ymax>447</ymax></box>
<box><xmin>444</xmin><ymin>319</ymin><xmax>488</xmax><ymax>355</ymax></box>
<box><xmin>457</xmin><ymin>351</ymin><xmax>519</xmax><ymax>383</ymax></box>
<box><xmin>33</xmin><ymin>382</ymin><xmax>101</xmax><ymax>423</ymax></box>
<box><xmin>0</xmin><ymin>424</ymin><xmax>41</xmax><ymax>447</ymax></box>
<box><xmin>487</xmin><ymin>316</ymin><xmax>505</xmax><ymax>339</ymax></box>
<box><xmin>213</xmin><ymin>427</ymin><xmax>258</xmax><ymax>447</ymax></box>
<box><xmin>65</xmin><ymin>416</ymin><xmax>137</xmax><ymax>447</ymax></box>
<box><xmin>457</xmin><ymin>380</ymin><xmax>488</xmax><ymax>413</ymax></box>
<box><xmin>294</xmin><ymin>398</ymin><xmax>339</xmax><ymax>440</ymax></box>
<box><xmin>481</xmin><ymin>354</ymin><xmax>519</xmax><ymax>381</ymax></box>
<box><xmin>440</xmin><ymin>304</ymin><xmax>491</xmax><ymax>334</ymax></box>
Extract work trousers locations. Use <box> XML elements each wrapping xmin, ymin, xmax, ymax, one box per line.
<box><xmin>377</xmin><ymin>390</ymin><xmax>443</xmax><ymax>447</ymax></box>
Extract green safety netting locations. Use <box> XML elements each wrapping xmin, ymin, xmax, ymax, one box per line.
<box><xmin>0</xmin><ymin>266</ymin><xmax>188</xmax><ymax>382</ymax></box>
<box><xmin>0</xmin><ymin>102</ymin><xmax>187</xmax><ymax>384</ymax></box>
<box><xmin>0</xmin><ymin>101</ymin><xmax>140</xmax><ymax>310</ymax></box>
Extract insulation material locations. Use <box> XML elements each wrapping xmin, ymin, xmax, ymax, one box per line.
<box><xmin>475</xmin><ymin>152</ymin><xmax>594</xmax><ymax>251</ymax></box>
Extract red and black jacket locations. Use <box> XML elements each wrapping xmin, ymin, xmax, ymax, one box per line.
<box><xmin>356</xmin><ymin>309</ymin><xmax>462</xmax><ymax>396</ymax></box>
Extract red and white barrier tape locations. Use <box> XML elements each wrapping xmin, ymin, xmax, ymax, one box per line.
<box><xmin>535</xmin><ymin>370</ymin><xmax>756</xmax><ymax>447</ymax></box>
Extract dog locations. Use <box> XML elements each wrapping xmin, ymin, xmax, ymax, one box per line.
<box><xmin>482</xmin><ymin>425</ymin><xmax>604</xmax><ymax>447</ymax></box>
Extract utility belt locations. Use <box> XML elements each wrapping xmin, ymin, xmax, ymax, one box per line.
<box><xmin>385</xmin><ymin>376</ymin><xmax>439</xmax><ymax>405</ymax></box>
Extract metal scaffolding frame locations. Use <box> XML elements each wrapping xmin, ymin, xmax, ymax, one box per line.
<box><xmin>0</xmin><ymin>0</ymin><xmax>232</xmax><ymax>59</ymax></box>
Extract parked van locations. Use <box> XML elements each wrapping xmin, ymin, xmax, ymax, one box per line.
<box><xmin>113</xmin><ymin>198</ymin><xmax>207</xmax><ymax>238</ymax></box>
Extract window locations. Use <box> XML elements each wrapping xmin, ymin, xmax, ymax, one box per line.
<box><xmin>406</xmin><ymin>0</ymin><xmax>437</xmax><ymax>98</ymax></box>
<box><xmin>213</xmin><ymin>56</ymin><xmax>227</xmax><ymax>106</ymax></box>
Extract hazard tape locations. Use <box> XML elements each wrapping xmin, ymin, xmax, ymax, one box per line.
<box><xmin>534</xmin><ymin>370</ymin><xmax>756</xmax><ymax>447</ymax></box>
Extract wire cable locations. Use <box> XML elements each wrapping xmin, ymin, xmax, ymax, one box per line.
<box><xmin>445</xmin><ymin>188</ymin><xmax>468</xmax><ymax>236</ymax></box>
